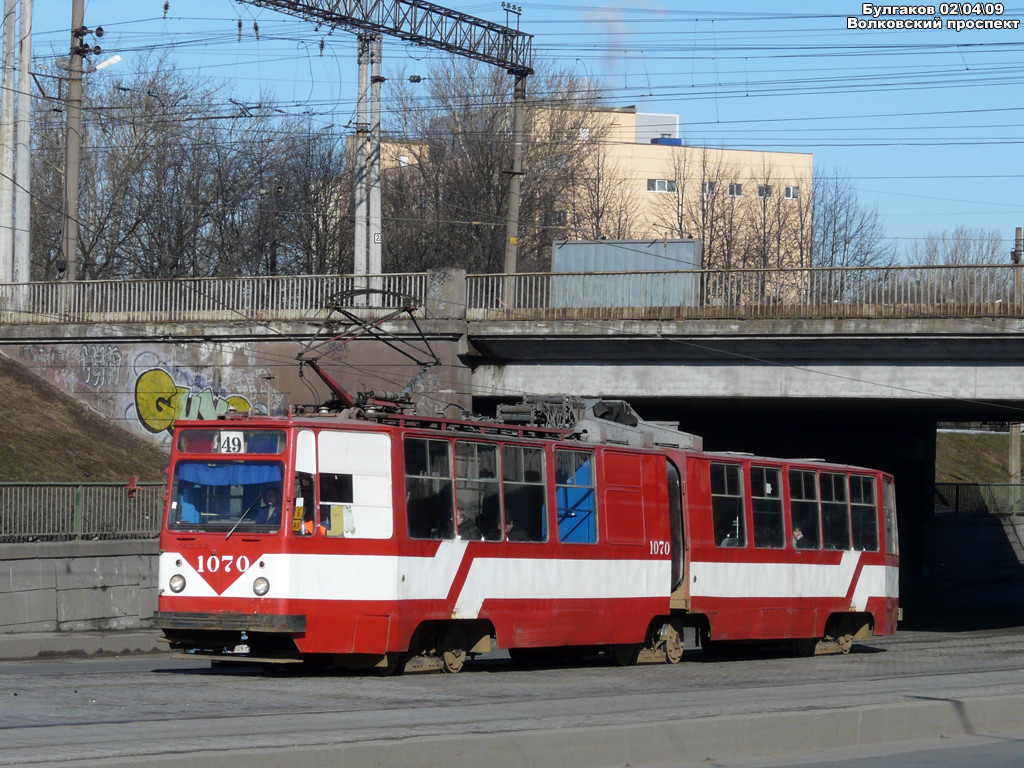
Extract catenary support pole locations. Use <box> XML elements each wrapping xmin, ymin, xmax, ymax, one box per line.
<box><xmin>503</xmin><ymin>72</ymin><xmax>527</xmax><ymax>276</ymax></box>
<box><xmin>13</xmin><ymin>0</ymin><xmax>31</xmax><ymax>284</ymax></box>
<box><xmin>61</xmin><ymin>0</ymin><xmax>84</xmax><ymax>282</ymax></box>
<box><xmin>368</xmin><ymin>33</ymin><xmax>382</xmax><ymax>302</ymax></box>
<box><xmin>353</xmin><ymin>34</ymin><xmax>370</xmax><ymax>290</ymax></box>
<box><xmin>0</xmin><ymin>0</ymin><xmax>16</xmax><ymax>283</ymax></box>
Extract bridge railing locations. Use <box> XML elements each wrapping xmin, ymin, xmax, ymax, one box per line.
<box><xmin>1</xmin><ymin>265</ymin><xmax>1020</xmax><ymax>325</ymax></box>
<box><xmin>0</xmin><ymin>273</ymin><xmax>428</xmax><ymax>326</ymax></box>
<box><xmin>465</xmin><ymin>264</ymin><xmax>1021</xmax><ymax>320</ymax></box>
<box><xmin>0</xmin><ymin>482</ymin><xmax>165</xmax><ymax>542</ymax></box>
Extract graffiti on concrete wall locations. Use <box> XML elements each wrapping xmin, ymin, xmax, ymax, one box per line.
<box><xmin>78</xmin><ymin>344</ymin><xmax>123</xmax><ymax>389</ymax></box>
<box><xmin>134</xmin><ymin>368</ymin><xmax>254</xmax><ymax>435</ymax></box>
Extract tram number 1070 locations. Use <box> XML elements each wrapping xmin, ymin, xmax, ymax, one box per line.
<box><xmin>649</xmin><ymin>540</ymin><xmax>671</xmax><ymax>556</ymax></box>
<box><xmin>196</xmin><ymin>555</ymin><xmax>251</xmax><ymax>574</ymax></box>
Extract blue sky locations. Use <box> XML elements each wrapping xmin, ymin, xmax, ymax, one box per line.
<box><xmin>37</xmin><ymin>1</ymin><xmax>1024</xmax><ymax>256</ymax></box>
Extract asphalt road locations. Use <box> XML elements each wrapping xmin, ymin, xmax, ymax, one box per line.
<box><xmin>4</xmin><ymin>628</ymin><xmax>1024</xmax><ymax>767</ymax></box>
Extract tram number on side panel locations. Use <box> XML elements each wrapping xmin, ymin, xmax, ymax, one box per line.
<box><xmin>196</xmin><ymin>555</ymin><xmax>251</xmax><ymax>574</ymax></box>
<box><xmin>649</xmin><ymin>540</ymin><xmax>671</xmax><ymax>556</ymax></box>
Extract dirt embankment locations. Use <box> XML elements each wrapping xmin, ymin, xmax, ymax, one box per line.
<box><xmin>0</xmin><ymin>353</ymin><xmax>169</xmax><ymax>482</ymax></box>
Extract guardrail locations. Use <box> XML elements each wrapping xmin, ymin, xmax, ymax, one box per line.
<box><xmin>934</xmin><ymin>483</ymin><xmax>1024</xmax><ymax>516</ymax></box>
<box><xmin>1</xmin><ymin>265</ymin><xmax>1021</xmax><ymax>326</ymax></box>
<box><xmin>0</xmin><ymin>273</ymin><xmax>428</xmax><ymax>326</ymax></box>
<box><xmin>0</xmin><ymin>482</ymin><xmax>165</xmax><ymax>542</ymax></box>
<box><xmin>466</xmin><ymin>264</ymin><xmax>1023</xmax><ymax>320</ymax></box>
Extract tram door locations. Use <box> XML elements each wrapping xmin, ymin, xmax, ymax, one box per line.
<box><xmin>667</xmin><ymin>459</ymin><xmax>686</xmax><ymax>597</ymax></box>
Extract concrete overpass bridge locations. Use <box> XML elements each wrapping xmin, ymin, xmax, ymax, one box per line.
<box><xmin>4</xmin><ymin>264</ymin><xmax>1024</xmax><ymax>577</ymax></box>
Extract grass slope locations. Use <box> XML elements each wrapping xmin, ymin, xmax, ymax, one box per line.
<box><xmin>0</xmin><ymin>353</ymin><xmax>169</xmax><ymax>482</ymax></box>
<box><xmin>935</xmin><ymin>430</ymin><xmax>1023</xmax><ymax>484</ymax></box>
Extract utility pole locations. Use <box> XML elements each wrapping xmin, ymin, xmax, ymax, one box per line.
<box><xmin>13</xmin><ymin>0</ymin><xmax>30</xmax><ymax>284</ymax></box>
<box><xmin>1011</xmin><ymin>227</ymin><xmax>1023</xmax><ymax>510</ymax></box>
<box><xmin>368</xmin><ymin>33</ymin><xmax>382</xmax><ymax>283</ymax></box>
<box><xmin>353</xmin><ymin>34</ymin><xmax>370</xmax><ymax>286</ymax></box>
<box><xmin>0</xmin><ymin>0</ymin><xmax>15</xmax><ymax>284</ymax></box>
<box><xmin>61</xmin><ymin>0</ymin><xmax>85</xmax><ymax>282</ymax></box>
<box><xmin>503</xmin><ymin>72</ymin><xmax>527</xmax><ymax>276</ymax></box>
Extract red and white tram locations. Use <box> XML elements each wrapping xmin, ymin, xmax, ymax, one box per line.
<box><xmin>154</xmin><ymin>395</ymin><xmax>899</xmax><ymax>672</ymax></box>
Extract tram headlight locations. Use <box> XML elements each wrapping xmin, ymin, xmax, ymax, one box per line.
<box><xmin>253</xmin><ymin>577</ymin><xmax>270</xmax><ymax>597</ymax></box>
<box><xmin>169</xmin><ymin>574</ymin><xmax>186</xmax><ymax>593</ymax></box>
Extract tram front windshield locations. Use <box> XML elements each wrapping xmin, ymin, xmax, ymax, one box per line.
<box><xmin>169</xmin><ymin>460</ymin><xmax>285</xmax><ymax>532</ymax></box>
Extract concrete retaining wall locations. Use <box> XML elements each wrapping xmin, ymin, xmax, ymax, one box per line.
<box><xmin>0</xmin><ymin>540</ymin><xmax>158</xmax><ymax>633</ymax></box>
<box><xmin>1</xmin><ymin>517</ymin><xmax>1022</xmax><ymax>638</ymax></box>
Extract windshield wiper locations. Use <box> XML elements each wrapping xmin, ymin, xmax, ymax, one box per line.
<box><xmin>226</xmin><ymin>494</ymin><xmax>264</xmax><ymax>541</ymax></box>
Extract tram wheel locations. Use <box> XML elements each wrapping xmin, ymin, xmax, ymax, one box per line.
<box><xmin>440</xmin><ymin>624</ymin><xmax>468</xmax><ymax>674</ymax></box>
<box><xmin>376</xmin><ymin>652</ymin><xmax>404</xmax><ymax>677</ymax></box>
<box><xmin>792</xmin><ymin>638</ymin><xmax>818</xmax><ymax>657</ymax></box>
<box><xmin>611</xmin><ymin>643</ymin><xmax>641</xmax><ymax>667</ymax></box>
<box><xmin>661</xmin><ymin>623</ymin><xmax>684</xmax><ymax>664</ymax></box>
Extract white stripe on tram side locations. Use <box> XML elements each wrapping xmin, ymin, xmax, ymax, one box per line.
<box><xmin>160</xmin><ymin>547</ymin><xmax>671</xmax><ymax>617</ymax></box>
<box><xmin>690</xmin><ymin>551</ymin><xmax>897</xmax><ymax>610</ymax></box>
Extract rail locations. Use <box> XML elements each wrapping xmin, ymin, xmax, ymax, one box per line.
<box><xmin>934</xmin><ymin>483</ymin><xmax>1024</xmax><ymax>517</ymax></box>
<box><xmin>466</xmin><ymin>265</ymin><xmax>1023</xmax><ymax>321</ymax></box>
<box><xmin>0</xmin><ymin>265</ymin><xmax>1021</xmax><ymax>326</ymax></box>
<box><xmin>0</xmin><ymin>273</ymin><xmax>428</xmax><ymax>326</ymax></box>
<box><xmin>0</xmin><ymin>482</ymin><xmax>165</xmax><ymax>542</ymax></box>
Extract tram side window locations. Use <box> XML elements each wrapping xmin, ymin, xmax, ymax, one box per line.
<box><xmin>789</xmin><ymin>469</ymin><xmax>821</xmax><ymax>549</ymax></box>
<box><xmin>502</xmin><ymin>445</ymin><xmax>547</xmax><ymax>542</ymax></box>
<box><xmin>405</xmin><ymin>438</ymin><xmax>455</xmax><ymax>540</ymax></box>
<box><xmin>455</xmin><ymin>442</ymin><xmax>502</xmax><ymax>541</ymax></box>
<box><xmin>319</xmin><ymin>472</ymin><xmax>353</xmax><ymax>535</ymax></box>
<box><xmin>884</xmin><ymin>477</ymin><xmax>899</xmax><ymax>556</ymax></box>
<box><xmin>555</xmin><ymin>450</ymin><xmax>597</xmax><ymax>544</ymax></box>
<box><xmin>850</xmin><ymin>475</ymin><xmax>879</xmax><ymax>552</ymax></box>
<box><xmin>820</xmin><ymin>472</ymin><xmax>851</xmax><ymax>550</ymax></box>
<box><xmin>711</xmin><ymin>463</ymin><xmax>746</xmax><ymax>548</ymax></box>
<box><xmin>751</xmin><ymin>466</ymin><xmax>784</xmax><ymax>548</ymax></box>
<box><xmin>292</xmin><ymin>471</ymin><xmax>316</xmax><ymax>536</ymax></box>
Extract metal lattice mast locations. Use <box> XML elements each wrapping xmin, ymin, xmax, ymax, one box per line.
<box><xmin>243</xmin><ymin>0</ymin><xmax>532</xmax><ymax>74</ymax></box>
<box><xmin>242</xmin><ymin>0</ymin><xmax>534</xmax><ymax>273</ymax></box>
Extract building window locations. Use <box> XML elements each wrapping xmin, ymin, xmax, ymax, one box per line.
<box><xmin>646</xmin><ymin>179</ymin><xmax>677</xmax><ymax>194</ymax></box>
<box><xmin>398</xmin><ymin>155</ymin><xmax>410</xmax><ymax>167</ymax></box>
<box><xmin>555</xmin><ymin>450</ymin><xmax>597</xmax><ymax>543</ymax></box>
<box><xmin>701</xmin><ymin>181</ymin><xmax>716</xmax><ymax>197</ymax></box>
<box><xmin>785</xmin><ymin>185</ymin><xmax>800</xmax><ymax>200</ymax></box>
<box><xmin>711</xmin><ymin>462</ymin><xmax>745</xmax><ymax>548</ymax></box>
<box><xmin>579</xmin><ymin>127</ymin><xmax>591</xmax><ymax>142</ymax></box>
<box><xmin>758</xmin><ymin>184</ymin><xmax>773</xmax><ymax>199</ymax></box>
<box><xmin>728</xmin><ymin>183</ymin><xmax>743</xmax><ymax>198</ymax></box>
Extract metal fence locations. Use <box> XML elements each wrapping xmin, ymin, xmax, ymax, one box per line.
<box><xmin>1</xmin><ymin>265</ymin><xmax>1021</xmax><ymax>326</ymax></box>
<box><xmin>0</xmin><ymin>482</ymin><xmax>165</xmax><ymax>542</ymax></box>
<box><xmin>934</xmin><ymin>483</ymin><xmax>1024</xmax><ymax>517</ymax></box>
<box><xmin>466</xmin><ymin>264</ymin><xmax>1023</xmax><ymax>321</ymax></box>
<box><xmin>0</xmin><ymin>273</ymin><xmax>429</xmax><ymax>326</ymax></box>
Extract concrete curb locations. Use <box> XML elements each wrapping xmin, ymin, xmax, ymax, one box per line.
<box><xmin>0</xmin><ymin>630</ymin><xmax>165</xmax><ymax>660</ymax></box>
<box><xmin>25</xmin><ymin>692</ymin><xmax>1024</xmax><ymax>768</ymax></box>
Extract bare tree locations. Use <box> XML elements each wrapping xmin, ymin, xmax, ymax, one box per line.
<box><xmin>812</xmin><ymin>165</ymin><xmax>895</xmax><ymax>269</ymax></box>
<box><xmin>383</xmin><ymin>58</ymin><xmax>599</xmax><ymax>273</ymax></box>
<box><xmin>906</xmin><ymin>226</ymin><xmax>1005</xmax><ymax>265</ymax></box>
